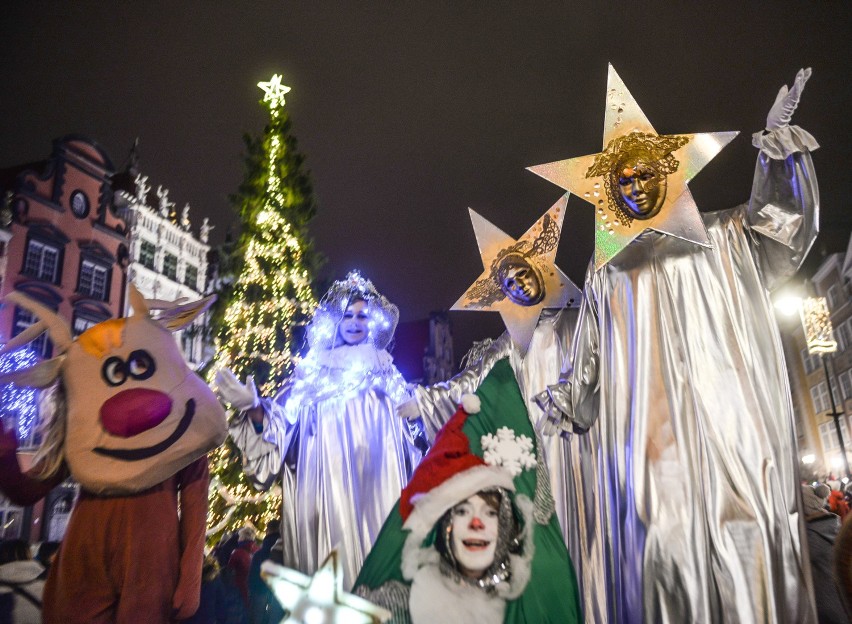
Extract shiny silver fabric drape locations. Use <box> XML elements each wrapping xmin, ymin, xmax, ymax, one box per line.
<box><xmin>544</xmin><ymin>137</ymin><xmax>819</xmax><ymax>622</ymax></box>
<box><xmin>230</xmin><ymin>346</ymin><xmax>420</xmax><ymax>590</ymax></box>
<box><xmin>414</xmin><ymin>308</ymin><xmax>609</xmax><ymax>622</ymax></box>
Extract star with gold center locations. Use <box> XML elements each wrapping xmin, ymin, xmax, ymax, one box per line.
<box><xmin>262</xmin><ymin>550</ymin><xmax>391</xmax><ymax>624</ymax></box>
<box><xmin>528</xmin><ymin>65</ymin><xmax>738</xmax><ymax>269</ymax></box>
<box><xmin>258</xmin><ymin>74</ymin><xmax>292</xmax><ymax>109</ymax></box>
<box><xmin>452</xmin><ymin>195</ymin><xmax>581</xmax><ymax>352</ymax></box>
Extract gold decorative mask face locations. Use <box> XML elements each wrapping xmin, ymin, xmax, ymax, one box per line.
<box><xmin>616</xmin><ymin>160</ymin><xmax>668</xmax><ymax>220</ymax></box>
<box><xmin>497</xmin><ymin>254</ymin><xmax>545</xmax><ymax>306</ymax></box>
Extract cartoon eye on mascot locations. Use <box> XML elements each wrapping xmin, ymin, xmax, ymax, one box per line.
<box><xmin>0</xmin><ymin>285</ymin><xmax>227</xmax><ymax>623</ymax></box>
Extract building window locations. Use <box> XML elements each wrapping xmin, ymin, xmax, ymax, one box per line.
<box><xmin>839</xmin><ymin>369</ymin><xmax>852</xmax><ymax>402</ymax></box>
<box><xmin>811</xmin><ymin>381</ymin><xmax>830</xmax><ymax>414</ymax></box>
<box><xmin>70</xmin><ymin>190</ymin><xmax>90</xmax><ymax>218</ymax></box>
<box><xmin>801</xmin><ymin>347</ymin><xmax>820</xmax><ymax>375</ymax></box>
<box><xmin>819</xmin><ymin>419</ymin><xmax>851</xmax><ymax>452</ymax></box>
<box><xmin>163</xmin><ymin>253</ymin><xmax>177</xmax><ymax>280</ymax></box>
<box><xmin>78</xmin><ymin>259</ymin><xmax>109</xmax><ymax>301</ymax></box>
<box><xmin>23</xmin><ymin>239</ymin><xmax>60</xmax><ymax>282</ymax></box>
<box><xmin>184</xmin><ymin>264</ymin><xmax>198</xmax><ymax>289</ymax></box>
<box><xmin>12</xmin><ymin>307</ymin><xmax>50</xmax><ymax>358</ymax></box>
<box><xmin>139</xmin><ymin>240</ymin><xmax>156</xmax><ymax>270</ymax></box>
<box><xmin>837</xmin><ymin>319</ymin><xmax>852</xmax><ymax>353</ymax></box>
<box><xmin>72</xmin><ymin>314</ymin><xmax>99</xmax><ymax>337</ymax></box>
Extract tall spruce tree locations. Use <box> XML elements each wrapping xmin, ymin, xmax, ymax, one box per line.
<box><xmin>207</xmin><ymin>75</ymin><xmax>319</xmax><ymax>541</ymax></box>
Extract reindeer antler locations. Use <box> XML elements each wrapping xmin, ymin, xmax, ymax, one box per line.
<box><xmin>1</xmin><ymin>292</ymin><xmax>72</xmax><ymax>354</ymax></box>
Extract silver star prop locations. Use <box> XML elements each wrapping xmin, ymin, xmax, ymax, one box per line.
<box><xmin>452</xmin><ymin>195</ymin><xmax>581</xmax><ymax>352</ymax></box>
<box><xmin>528</xmin><ymin>64</ymin><xmax>738</xmax><ymax>269</ymax></box>
<box><xmin>261</xmin><ymin>551</ymin><xmax>391</xmax><ymax>624</ymax></box>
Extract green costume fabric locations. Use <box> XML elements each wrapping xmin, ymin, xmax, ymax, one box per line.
<box><xmin>354</xmin><ymin>358</ymin><xmax>581</xmax><ymax>623</ymax></box>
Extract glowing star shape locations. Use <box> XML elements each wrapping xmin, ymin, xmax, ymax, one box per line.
<box><xmin>481</xmin><ymin>427</ymin><xmax>536</xmax><ymax>477</ymax></box>
<box><xmin>452</xmin><ymin>195</ymin><xmax>581</xmax><ymax>352</ymax></box>
<box><xmin>258</xmin><ymin>74</ymin><xmax>292</xmax><ymax>109</ymax></box>
<box><xmin>527</xmin><ymin>64</ymin><xmax>739</xmax><ymax>270</ymax></box>
<box><xmin>262</xmin><ymin>550</ymin><xmax>391</xmax><ymax>624</ymax></box>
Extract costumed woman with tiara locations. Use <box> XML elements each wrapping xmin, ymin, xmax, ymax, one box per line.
<box><xmin>217</xmin><ymin>271</ymin><xmax>422</xmax><ymax>590</ymax></box>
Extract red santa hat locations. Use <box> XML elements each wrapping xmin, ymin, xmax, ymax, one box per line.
<box><xmin>400</xmin><ymin>393</ymin><xmax>515</xmax><ymax>537</ymax></box>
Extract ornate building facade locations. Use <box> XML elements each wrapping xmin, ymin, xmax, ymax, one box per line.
<box><xmin>116</xmin><ymin>173</ymin><xmax>211</xmax><ymax>368</ymax></box>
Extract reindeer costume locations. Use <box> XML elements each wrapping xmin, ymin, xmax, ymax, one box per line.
<box><xmin>0</xmin><ymin>285</ymin><xmax>227</xmax><ymax>623</ymax></box>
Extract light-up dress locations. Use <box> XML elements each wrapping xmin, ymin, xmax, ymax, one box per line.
<box><xmin>539</xmin><ymin>125</ymin><xmax>820</xmax><ymax>621</ymax></box>
<box><xmin>229</xmin><ymin>273</ymin><xmax>421</xmax><ymax>590</ymax></box>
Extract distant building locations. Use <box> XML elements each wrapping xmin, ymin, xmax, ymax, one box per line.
<box><xmin>0</xmin><ymin>135</ymin><xmax>130</xmax><ymax>540</ymax></box>
<box><xmin>115</xmin><ymin>169</ymin><xmax>211</xmax><ymax>369</ymax></box>
<box><xmin>778</xmin><ymin>236</ymin><xmax>852</xmax><ymax>479</ymax></box>
<box><xmin>394</xmin><ymin>312</ymin><xmax>454</xmax><ymax>385</ymax></box>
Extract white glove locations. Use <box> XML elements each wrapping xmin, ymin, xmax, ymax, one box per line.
<box><xmin>215</xmin><ymin>368</ymin><xmax>259</xmax><ymax>411</ymax></box>
<box><xmin>765</xmin><ymin>68</ymin><xmax>811</xmax><ymax>131</ymax></box>
<box><xmin>397</xmin><ymin>397</ymin><xmax>421</xmax><ymax>420</ymax></box>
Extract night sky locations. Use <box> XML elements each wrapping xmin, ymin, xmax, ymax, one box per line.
<box><xmin>2</xmin><ymin>2</ymin><xmax>849</xmax><ymax>360</ymax></box>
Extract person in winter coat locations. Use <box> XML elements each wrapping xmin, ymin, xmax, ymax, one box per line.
<box><xmin>227</xmin><ymin>526</ymin><xmax>259</xmax><ymax>608</ymax></box>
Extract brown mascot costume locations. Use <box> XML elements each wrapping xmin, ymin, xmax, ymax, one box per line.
<box><xmin>0</xmin><ymin>284</ymin><xmax>227</xmax><ymax>623</ymax></box>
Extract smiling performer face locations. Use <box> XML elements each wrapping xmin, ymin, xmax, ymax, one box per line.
<box><xmin>450</xmin><ymin>492</ymin><xmax>500</xmax><ymax>578</ymax></box>
<box><xmin>337</xmin><ymin>298</ymin><xmax>370</xmax><ymax>346</ymax></box>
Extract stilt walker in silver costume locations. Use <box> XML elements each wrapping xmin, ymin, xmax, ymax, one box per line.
<box><xmin>399</xmin><ymin>198</ymin><xmax>610</xmax><ymax>621</ymax></box>
<box><xmin>531</xmin><ymin>66</ymin><xmax>820</xmax><ymax>622</ymax></box>
<box><xmin>217</xmin><ymin>272</ymin><xmax>421</xmax><ymax>590</ymax></box>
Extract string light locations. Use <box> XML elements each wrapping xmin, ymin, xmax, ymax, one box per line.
<box><xmin>0</xmin><ymin>349</ymin><xmax>40</xmax><ymax>439</ymax></box>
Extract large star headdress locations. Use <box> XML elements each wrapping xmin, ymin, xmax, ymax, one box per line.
<box><xmin>262</xmin><ymin>550</ymin><xmax>391</xmax><ymax>623</ymax></box>
<box><xmin>452</xmin><ymin>195</ymin><xmax>581</xmax><ymax>352</ymax></box>
<box><xmin>528</xmin><ymin>64</ymin><xmax>738</xmax><ymax>269</ymax></box>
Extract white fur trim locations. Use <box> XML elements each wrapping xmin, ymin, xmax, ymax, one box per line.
<box><xmin>404</xmin><ymin>466</ymin><xmax>514</xmax><ymax>537</ymax></box>
<box><xmin>461</xmin><ymin>393</ymin><xmax>481</xmax><ymax>414</ymax></box>
<box><xmin>409</xmin><ymin>563</ymin><xmax>505</xmax><ymax>624</ymax></box>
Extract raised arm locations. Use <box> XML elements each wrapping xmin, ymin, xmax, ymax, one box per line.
<box><xmin>535</xmin><ymin>274</ymin><xmax>601</xmax><ymax>435</ymax></box>
<box><xmin>403</xmin><ymin>332</ymin><xmax>514</xmax><ymax>440</ymax></box>
<box><xmin>748</xmin><ymin>67</ymin><xmax>820</xmax><ymax>288</ymax></box>
<box><xmin>0</xmin><ymin>425</ymin><xmax>67</xmax><ymax>505</ymax></box>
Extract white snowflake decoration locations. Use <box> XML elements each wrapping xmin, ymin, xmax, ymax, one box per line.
<box><xmin>481</xmin><ymin>427</ymin><xmax>536</xmax><ymax>477</ymax></box>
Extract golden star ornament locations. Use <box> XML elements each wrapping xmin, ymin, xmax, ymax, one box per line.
<box><xmin>261</xmin><ymin>551</ymin><xmax>391</xmax><ymax>624</ymax></box>
<box><xmin>452</xmin><ymin>194</ymin><xmax>581</xmax><ymax>352</ymax></box>
<box><xmin>527</xmin><ymin>64</ymin><xmax>738</xmax><ymax>270</ymax></box>
<box><xmin>258</xmin><ymin>74</ymin><xmax>292</xmax><ymax>109</ymax></box>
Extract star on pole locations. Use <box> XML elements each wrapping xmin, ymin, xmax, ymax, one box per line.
<box><xmin>261</xmin><ymin>550</ymin><xmax>391</xmax><ymax>624</ymax></box>
<box><xmin>527</xmin><ymin>64</ymin><xmax>738</xmax><ymax>269</ymax></box>
<box><xmin>258</xmin><ymin>74</ymin><xmax>292</xmax><ymax>109</ymax></box>
<box><xmin>452</xmin><ymin>195</ymin><xmax>581</xmax><ymax>352</ymax></box>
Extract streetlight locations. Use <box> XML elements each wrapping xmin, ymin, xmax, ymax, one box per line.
<box><xmin>799</xmin><ymin>296</ymin><xmax>849</xmax><ymax>479</ymax></box>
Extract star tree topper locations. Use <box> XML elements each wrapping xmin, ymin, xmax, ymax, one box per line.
<box><xmin>452</xmin><ymin>195</ymin><xmax>581</xmax><ymax>352</ymax></box>
<box><xmin>258</xmin><ymin>73</ymin><xmax>292</xmax><ymax>109</ymax></box>
<box><xmin>262</xmin><ymin>550</ymin><xmax>391</xmax><ymax>624</ymax></box>
<box><xmin>528</xmin><ymin>64</ymin><xmax>738</xmax><ymax>269</ymax></box>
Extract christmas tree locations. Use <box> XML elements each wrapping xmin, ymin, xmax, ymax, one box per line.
<box><xmin>207</xmin><ymin>74</ymin><xmax>320</xmax><ymax>542</ymax></box>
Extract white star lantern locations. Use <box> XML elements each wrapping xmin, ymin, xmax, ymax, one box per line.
<box><xmin>528</xmin><ymin>65</ymin><xmax>738</xmax><ymax>269</ymax></box>
<box><xmin>258</xmin><ymin>74</ymin><xmax>292</xmax><ymax>109</ymax></box>
<box><xmin>262</xmin><ymin>550</ymin><xmax>391</xmax><ymax>624</ymax></box>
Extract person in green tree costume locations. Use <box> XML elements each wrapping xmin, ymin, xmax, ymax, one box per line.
<box><xmin>354</xmin><ymin>359</ymin><xmax>581</xmax><ymax>624</ymax></box>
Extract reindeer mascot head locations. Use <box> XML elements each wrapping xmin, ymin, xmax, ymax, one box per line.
<box><xmin>0</xmin><ymin>284</ymin><xmax>227</xmax><ymax>622</ymax></box>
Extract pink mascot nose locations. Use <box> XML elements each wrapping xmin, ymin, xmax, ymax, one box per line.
<box><xmin>100</xmin><ymin>388</ymin><xmax>173</xmax><ymax>437</ymax></box>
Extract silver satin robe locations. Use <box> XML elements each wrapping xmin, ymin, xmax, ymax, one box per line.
<box><xmin>230</xmin><ymin>344</ymin><xmax>420</xmax><ymax>590</ymax></box>
<box><xmin>543</xmin><ymin>128</ymin><xmax>819</xmax><ymax>622</ymax></box>
<box><xmin>413</xmin><ymin>308</ymin><xmax>609</xmax><ymax>623</ymax></box>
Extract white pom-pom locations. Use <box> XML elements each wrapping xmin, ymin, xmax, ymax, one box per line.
<box><xmin>461</xmin><ymin>394</ymin><xmax>481</xmax><ymax>414</ymax></box>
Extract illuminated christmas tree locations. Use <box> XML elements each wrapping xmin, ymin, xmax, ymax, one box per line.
<box><xmin>207</xmin><ymin>74</ymin><xmax>319</xmax><ymax>542</ymax></box>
